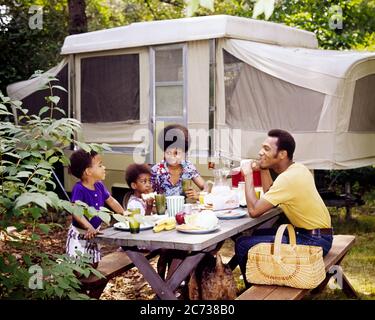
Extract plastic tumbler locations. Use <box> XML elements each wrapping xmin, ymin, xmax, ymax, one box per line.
<box><xmin>166</xmin><ymin>195</ymin><xmax>185</xmax><ymax>217</ymax></box>
<box><xmin>128</xmin><ymin>215</ymin><xmax>140</xmax><ymax>234</ymax></box>
<box><xmin>182</xmin><ymin>179</ymin><xmax>192</xmax><ymax>195</ymax></box>
<box><xmin>155</xmin><ymin>194</ymin><xmax>166</xmax><ymax>215</ymax></box>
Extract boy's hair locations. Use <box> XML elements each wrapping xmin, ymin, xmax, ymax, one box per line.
<box><xmin>125</xmin><ymin>163</ymin><xmax>151</xmax><ymax>188</ymax></box>
<box><xmin>68</xmin><ymin>149</ymin><xmax>98</xmax><ymax>179</ymax></box>
<box><xmin>268</xmin><ymin>129</ymin><xmax>296</xmax><ymax>160</ymax></box>
<box><xmin>158</xmin><ymin>124</ymin><xmax>190</xmax><ymax>153</ymax></box>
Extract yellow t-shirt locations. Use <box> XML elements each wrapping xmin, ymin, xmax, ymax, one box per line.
<box><xmin>262</xmin><ymin>163</ymin><xmax>331</xmax><ymax>229</ymax></box>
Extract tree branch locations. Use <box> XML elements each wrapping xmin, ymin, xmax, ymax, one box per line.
<box><xmin>159</xmin><ymin>0</ymin><xmax>184</xmax><ymax>8</ymax></box>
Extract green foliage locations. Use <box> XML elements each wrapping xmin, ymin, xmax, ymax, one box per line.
<box><xmin>269</xmin><ymin>0</ymin><xmax>375</xmax><ymax>50</ymax></box>
<box><xmin>185</xmin><ymin>0</ymin><xmax>214</xmax><ymax>16</ymax></box>
<box><xmin>182</xmin><ymin>0</ymin><xmax>374</xmax><ymax>51</ymax></box>
<box><xmin>0</xmin><ymin>78</ymin><xmax>111</xmax><ymax>299</ymax></box>
<box><xmin>319</xmin><ymin>211</ymin><xmax>375</xmax><ymax>299</ymax></box>
<box><xmin>0</xmin><ymin>251</ymin><xmax>103</xmax><ymax>300</ymax></box>
<box><xmin>0</xmin><ymin>0</ymin><xmax>69</xmax><ymax>94</ymax></box>
<box><xmin>318</xmin><ymin>167</ymin><xmax>375</xmax><ymax>195</ymax></box>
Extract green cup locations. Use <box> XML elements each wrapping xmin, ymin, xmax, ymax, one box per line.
<box><xmin>182</xmin><ymin>179</ymin><xmax>192</xmax><ymax>194</ymax></box>
<box><xmin>155</xmin><ymin>194</ymin><xmax>166</xmax><ymax>215</ymax></box>
<box><xmin>128</xmin><ymin>208</ymin><xmax>141</xmax><ymax>216</ymax></box>
<box><xmin>128</xmin><ymin>215</ymin><xmax>140</xmax><ymax>234</ymax></box>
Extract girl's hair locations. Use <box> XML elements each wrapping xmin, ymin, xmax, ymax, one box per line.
<box><xmin>122</xmin><ymin>191</ymin><xmax>132</xmax><ymax>209</ymax></box>
<box><xmin>68</xmin><ymin>149</ymin><xmax>98</xmax><ymax>179</ymax></box>
<box><xmin>158</xmin><ymin>124</ymin><xmax>190</xmax><ymax>153</ymax></box>
<box><xmin>125</xmin><ymin>163</ymin><xmax>151</xmax><ymax>188</ymax></box>
<box><xmin>123</xmin><ymin>163</ymin><xmax>152</xmax><ymax>208</ymax></box>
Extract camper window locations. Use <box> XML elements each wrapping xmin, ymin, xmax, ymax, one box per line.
<box><xmin>80</xmin><ymin>54</ymin><xmax>140</xmax><ymax>123</ymax></box>
<box><xmin>349</xmin><ymin>74</ymin><xmax>375</xmax><ymax>132</ymax></box>
<box><xmin>155</xmin><ymin>48</ymin><xmax>184</xmax><ymax>117</ymax></box>
<box><xmin>223</xmin><ymin>50</ymin><xmax>325</xmax><ymax>132</ymax></box>
<box><xmin>155</xmin><ymin>49</ymin><xmax>183</xmax><ymax>82</ymax></box>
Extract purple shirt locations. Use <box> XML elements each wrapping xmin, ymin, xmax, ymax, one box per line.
<box><xmin>151</xmin><ymin>160</ymin><xmax>199</xmax><ymax>196</ymax></box>
<box><xmin>71</xmin><ymin>181</ymin><xmax>110</xmax><ymax>229</ymax></box>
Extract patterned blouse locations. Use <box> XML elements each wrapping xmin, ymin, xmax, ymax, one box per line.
<box><xmin>151</xmin><ymin>160</ymin><xmax>200</xmax><ymax>196</ymax></box>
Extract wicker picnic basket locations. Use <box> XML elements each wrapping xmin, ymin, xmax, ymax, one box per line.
<box><xmin>246</xmin><ymin>224</ymin><xmax>326</xmax><ymax>289</ymax></box>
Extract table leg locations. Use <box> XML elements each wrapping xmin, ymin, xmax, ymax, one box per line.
<box><xmin>125</xmin><ymin>250</ymin><xmax>206</xmax><ymax>300</ymax></box>
<box><xmin>165</xmin><ymin>251</ymin><xmax>187</xmax><ymax>281</ymax></box>
<box><xmin>125</xmin><ymin>250</ymin><xmax>177</xmax><ymax>300</ymax></box>
<box><xmin>166</xmin><ymin>252</ymin><xmax>206</xmax><ymax>292</ymax></box>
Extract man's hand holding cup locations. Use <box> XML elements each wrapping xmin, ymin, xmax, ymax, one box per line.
<box><xmin>240</xmin><ymin>159</ymin><xmax>259</xmax><ymax>176</ymax></box>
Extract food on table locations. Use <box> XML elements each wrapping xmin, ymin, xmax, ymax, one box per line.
<box><xmin>141</xmin><ymin>192</ymin><xmax>157</xmax><ymax>201</ymax></box>
<box><xmin>175</xmin><ymin>211</ymin><xmax>186</xmax><ymax>225</ymax></box>
<box><xmin>152</xmin><ymin>217</ymin><xmax>176</xmax><ymax>232</ymax></box>
<box><xmin>164</xmin><ymin>223</ymin><xmax>176</xmax><ymax>231</ymax></box>
<box><xmin>183</xmin><ymin>211</ymin><xmax>218</xmax><ymax>230</ymax></box>
<box><xmin>177</xmin><ymin>223</ymin><xmax>203</xmax><ymax>231</ymax></box>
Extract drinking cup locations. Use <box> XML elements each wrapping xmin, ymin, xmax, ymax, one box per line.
<box><xmin>128</xmin><ymin>208</ymin><xmax>141</xmax><ymax>216</ymax></box>
<box><xmin>166</xmin><ymin>195</ymin><xmax>185</xmax><ymax>217</ymax></box>
<box><xmin>255</xmin><ymin>187</ymin><xmax>262</xmax><ymax>199</ymax></box>
<box><xmin>182</xmin><ymin>179</ymin><xmax>192</xmax><ymax>194</ymax></box>
<box><xmin>183</xmin><ymin>203</ymin><xmax>193</xmax><ymax>215</ymax></box>
<box><xmin>128</xmin><ymin>215</ymin><xmax>140</xmax><ymax>234</ymax></box>
<box><xmin>155</xmin><ymin>194</ymin><xmax>166</xmax><ymax>215</ymax></box>
<box><xmin>199</xmin><ymin>191</ymin><xmax>207</xmax><ymax>205</ymax></box>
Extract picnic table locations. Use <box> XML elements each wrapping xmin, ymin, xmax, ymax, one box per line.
<box><xmin>94</xmin><ymin>207</ymin><xmax>282</xmax><ymax>300</ymax></box>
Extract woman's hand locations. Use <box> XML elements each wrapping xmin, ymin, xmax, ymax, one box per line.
<box><xmin>185</xmin><ymin>188</ymin><xmax>198</xmax><ymax>201</ymax></box>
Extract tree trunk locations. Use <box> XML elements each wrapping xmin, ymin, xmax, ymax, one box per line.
<box><xmin>344</xmin><ymin>182</ymin><xmax>352</xmax><ymax>222</ymax></box>
<box><xmin>68</xmin><ymin>0</ymin><xmax>88</xmax><ymax>35</ymax></box>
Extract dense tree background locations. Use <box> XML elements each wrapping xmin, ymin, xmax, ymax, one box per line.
<box><xmin>1</xmin><ymin>0</ymin><xmax>374</xmax><ymax>93</ymax></box>
<box><xmin>0</xmin><ymin>0</ymin><xmax>68</xmax><ymax>93</ymax></box>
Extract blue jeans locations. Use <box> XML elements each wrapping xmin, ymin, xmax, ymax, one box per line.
<box><xmin>235</xmin><ymin>228</ymin><xmax>333</xmax><ymax>286</ymax></box>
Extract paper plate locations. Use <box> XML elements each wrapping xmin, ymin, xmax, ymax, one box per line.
<box><xmin>113</xmin><ymin>221</ymin><xmax>154</xmax><ymax>231</ymax></box>
<box><xmin>148</xmin><ymin>214</ymin><xmax>168</xmax><ymax>223</ymax></box>
<box><xmin>176</xmin><ymin>224</ymin><xmax>220</xmax><ymax>234</ymax></box>
<box><xmin>215</xmin><ymin>209</ymin><xmax>248</xmax><ymax>220</ymax></box>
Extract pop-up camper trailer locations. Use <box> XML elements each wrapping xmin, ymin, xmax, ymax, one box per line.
<box><xmin>7</xmin><ymin>15</ymin><xmax>375</xmax><ymax>196</ymax></box>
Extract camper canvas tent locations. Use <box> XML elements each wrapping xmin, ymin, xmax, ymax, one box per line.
<box><xmin>7</xmin><ymin>15</ymin><xmax>375</xmax><ymax>192</ymax></box>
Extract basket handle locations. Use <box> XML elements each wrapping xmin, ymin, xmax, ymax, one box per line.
<box><xmin>273</xmin><ymin>224</ymin><xmax>297</xmax><ymax>258</ymax></box>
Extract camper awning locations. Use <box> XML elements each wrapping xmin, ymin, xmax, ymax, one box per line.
<box><xmin>6</xmin><ymin>59</ymin><xmax>68</xmax><ymax>101</ymax></box>
<box><xmin>216</xmin><ymin>39</ymin><xmax>375</xmax><ymax>169</ymax></box>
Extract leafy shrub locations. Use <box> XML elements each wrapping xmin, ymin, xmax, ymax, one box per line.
<box><xmin>0</xmin><ymin>78</ymin><xmax>112</xmax><ymax>299</ymax></box>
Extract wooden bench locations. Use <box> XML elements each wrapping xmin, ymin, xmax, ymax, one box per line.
<box><xmin>236</xmin><ymin>235</ymin><xmax>357</xmax><ymax>300</ymax></box>
<box><xmin>80</xmin><ymin>250</ymin><xmax>159</xmax><ymax>299</ymax></box>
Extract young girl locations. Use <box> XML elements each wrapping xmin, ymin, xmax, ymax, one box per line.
<box><xmin>123</xmin><ymin>163</ymin><xmax>155</xmax><ymax>215</ymax></box>
<box><xmin>66</xmin><ymin>149</ymin><xmax>125</xmax><ymax>266</ymax></box>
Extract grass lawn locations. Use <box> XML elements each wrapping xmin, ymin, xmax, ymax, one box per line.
<box><xmin>219</xmin><ymin>191</ymin><xmax>375</xmax><ymax>300</ymax></box>
<box><xmin>314</xmin><ymin>210</ymin><xmax>375</xmax><ymax>300</ymax></box>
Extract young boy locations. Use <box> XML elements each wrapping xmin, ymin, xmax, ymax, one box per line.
<box><xmin>66</xmin><ymin>149</ymin><xmax>125</xmax><ymax>265</ymax></box>
<box><xmin>123</xmin><ymin>163</ymin><xmax>155</xmax><ymax>215</ymax></box>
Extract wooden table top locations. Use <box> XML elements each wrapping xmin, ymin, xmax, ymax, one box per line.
<box><xmin>96</xmin><ymin>207</ymin><xmax>282</xmax><ymax>251</ymax></box>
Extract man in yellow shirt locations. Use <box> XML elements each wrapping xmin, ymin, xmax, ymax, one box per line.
<box><xmin>235</xmin><ymin>129</ymin><xmax>333</xmax><ymax>287</ymax></box>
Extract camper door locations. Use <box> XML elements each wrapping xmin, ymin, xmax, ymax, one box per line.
<box><xmin>150</xmin><ymin>44</ymin><xmax>188</xmax><ymax>164</ymax></box>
